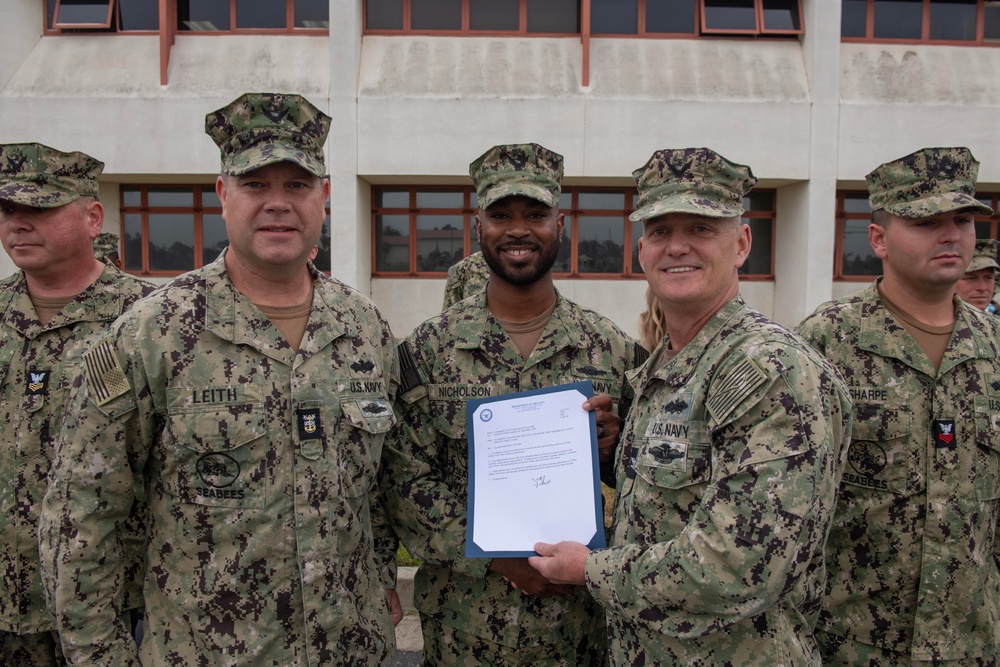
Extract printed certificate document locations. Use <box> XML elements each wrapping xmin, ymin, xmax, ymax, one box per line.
<box><xmin>465</xmin><ymin>380</ymin><xmax>606</xmax><ymax>558</ymax></box>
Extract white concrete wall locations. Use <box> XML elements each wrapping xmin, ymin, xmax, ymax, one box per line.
<box><xmin>3</xmin><ymin>3</ymin><xmax>1000</xmax><ymax>329</ymax></box>
<box><xmin>839</xmin><ymin>43</ymin><xmax>1000</xmax><ymax>186</ymax></box>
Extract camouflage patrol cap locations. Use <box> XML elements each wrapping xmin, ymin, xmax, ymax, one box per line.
<box><xmin>470</xmin><ymin>143</ymin><xmax>563</xmax><ymax>210</ymax></box>
<box><xmin>866</xmin><ymin>147</ymin><xmax>993</xmax><ymax>219</ymax></box>
<box><xmin>0</xmin><ymin>143</ymin><xmax>103</xmax><ymax>208</ymax></box>
<box><xmin>629</xmin><ymin>147</ymin><xmax>757</xmax><ymax>223</ymax></box>
<box><xmin>205</xmin><ymin>92</ymin><xmax>331</xmax><ymax>177</ymax></box>
<box><xmin>967</xmin><ymin>239</ymin><xmax>1000</xmax><ymax>273</ymax></box>
<box><xmin>92</xmin><ymin>232</ymin><xmax>120</xmax><ymax>262</ymax></box>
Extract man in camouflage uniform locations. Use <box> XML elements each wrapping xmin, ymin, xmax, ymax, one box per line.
<box><xmin>797</xmin><ymin>147</ymin><xmax>1000</xmax><ymax>665</ymax></box>
<box><xmin>531</xmin><ymin>147</ymin><xmax>852</xmax><ymax>666</ymax></box>
<box><xmin>442</xmin><ymin>251</ymin><xmax>489</xmax><ymax>309</ymax></box>
<box><xmin>955</xmin><ymin>238</ymin><xmax>998</xmax><ymax>313</ymax></box>
<box><xmin>380</xmin><ymin>143</ymin><xmax>646</xmax><ymax>665</ymax></box>
<box><xmin>39</xmin><ymin>93</ymin><xmax>401</xmax><ymax>666</ymax></box>
<box><xmin>0</xmin><ymin>143</ymin><xmax>153</xmax><ymax>666</ymax></box>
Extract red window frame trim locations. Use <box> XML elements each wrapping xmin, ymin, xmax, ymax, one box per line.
<box><xmin>53</xmin><ymin>0</ymin><xmax>115</xmax><ymax>28</ymax></box>
<box><xmin>371</xmin><ymin>184</ymin><xmax>777</xmax><ymax>280</ymax></box>
<box><xmin>842</xmin><ymin>0</ymin><xmax>999</xmax><ymax>47</ymax></box>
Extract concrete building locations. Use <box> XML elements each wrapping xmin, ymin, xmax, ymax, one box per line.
<box><xmin>2</xmin><ymin>0</ymin><xmax>998</xmax><ymax>339</ymax></box>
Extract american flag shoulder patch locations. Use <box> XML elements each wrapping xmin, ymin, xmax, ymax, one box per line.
<box><xmin>83</xmin><ymin>340</ymin><xmax>131</xmax><ymax>406</ymax></box>
<box><xmin>706</xmin><ymin>356</ymin><xmax>768</xmax><ymax>424</ymax></box>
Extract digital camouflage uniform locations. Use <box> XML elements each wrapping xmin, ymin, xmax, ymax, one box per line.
<box><xmin>382</xmin><ymin>290</ymin><xmax>644</xmax><ymax>666</ymax></box>
<box><xmin>381</xmin><ymin>143</ymin><xmax>645</xmax><ymax>666</ymax></box>
<box><xmin>581</xmin><ymin>147</ymin><xmax>853</xmax><ymax>666</ymax></box>
<box><xmin>0</xmin><ymin>143</ymin><xmax>153</xmax><ymax>666</ymax></box>
<box><xmin>442</xmin><ymin>251</ymin><xmax>489</xmax><ymax>310</ymax></box>
<box><xmin>38</xmin><ymin>93</ymin><xmax>402</xmax><ymax>667</ymax></box>
<box><xmin>796</xmin><ymin>148</ymin><xmax>1000</xmax><ymax>665</ymax></box>
<box><xmin>584</xmin><ymin>296</ymin><xmax>852</xmax><ymax>666</ymax></box>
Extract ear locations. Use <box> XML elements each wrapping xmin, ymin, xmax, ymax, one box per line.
<box><xmin>216</xmin><ymin>175</ymin><xmax>228</xmax><ymax>216</ymax></box>
<box><xmin>555</xmin><ymin>212</ymin><xmax>565</xmax><ymax>242</ymax></box>
<box><xmin>637</xmin><ymin>235</ymin><xmax>647</xmax><ymax>273</ymax></box>
<box><xmin>869</xmin><ymin>222</ymin><xmax>888</xmax><ymax>260</ymax></box>
<box><xmin>84</xmin><ymin>200</ymin><xmax>105</xmax><ymax>238</ymax></box>
<box><xmin>734</xmin><ymin>221</ymin><xmax>752</xmax><ymax>269</ymax></box>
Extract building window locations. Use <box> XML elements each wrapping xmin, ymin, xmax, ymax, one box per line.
<box><xmin>834</xmin><ymin>190</ymin><xmax>999</xmax><ymax>280</ymax></box>
<box><xmin>364</xmin><ymin>0</ymin><xmax>801</xmax><ymax>36</ymax></box>
<box><xmin>46</xmin><ymin>0</ymin><xmax>328</xmax><ymax>33</ymax></box>
<box><xmin>372</xmin><ymin>186</ymin><xmax>775</xmax><ymax>279</ymax></box>
<box><xmin>842</xmin><ymin>0</ymin><xmax>1000</xmax><ymax>44</ymax></box>
<box><xmin>120</xmin><ymin>184</ymin><xmax>332</xmax><ymax>276</ymax></box>
<box><xmin>366</xmin><ymin>0</ymin><xmax>579</xmax><ymax>33</ymax></box>
<box><xmin>48</xmin><ymin>0</ymin><xmax>158</xmax><ymax>31</ymax></box>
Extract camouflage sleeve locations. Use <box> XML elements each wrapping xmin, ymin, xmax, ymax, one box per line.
<box><xmin>441</xmin><ymin>263</ymin><xmax>465</xmax><ymax>310</ymax></box>
<box><xmin>372</xmin><ymin>332</ymin><xmax>402</xmax><ymax>589</ymax></box>
<box><xmin>585</xmin><ymin>348</ymin><xmax>847</xmax><ymax>638</ymax></box>
<box><xmin>794</xmin><ymin>310</ymin><xmax>832</xmax><ymax>356</ymax></box>
<box><xmin>39</xmin><ymin>324</ymin><xmax>156</xmax><ymax>667</ymax></box>
<box><xmin>601</xmin><ymin>340</ymin><xmax>647</xmax><ymax>487</ymax></box>
<box><xmin>378</xmin><ymin>339</ymin><xmax>490</xmax><ymax>579</ymax></box>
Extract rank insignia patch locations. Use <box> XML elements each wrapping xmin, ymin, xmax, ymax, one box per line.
<box><xmin>933</xmin><ymin>419</ymin><xmax>956</xmax><ymax>449</ymax></box>
<box><xmin>297</xmin><ymin>407</ymin><xmax>323</xmax><ymax>440</ymax></box>
<box><xmin>26</xmin><ymin>370</ymin><xmax>49</xmax><ymax>395</ymax></box>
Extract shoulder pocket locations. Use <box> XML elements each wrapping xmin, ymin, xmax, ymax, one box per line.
<box><xmin>974</xmin><ymin>395</ymin><xmax>1000</xmax><ymax>501</ymax></box>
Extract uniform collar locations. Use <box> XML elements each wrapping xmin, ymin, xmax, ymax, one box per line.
<box><xmin>0</xmin><ymin>263</ymin><xmax>135</xmax><ymax>338</ymax></box>
<box><xmin>857</xmin><ymin>280</ymin><xmax>992</xmax><ymax>377</ymax></box>
<box><xmin>630</xmin><ymin>294</ymin><xmax>748</xmax><ymax>392</ymax></box>
<box><xmin>203</xmin><ymin>250</ymin><xmax>347</xmax><ymax>364</ymax></box>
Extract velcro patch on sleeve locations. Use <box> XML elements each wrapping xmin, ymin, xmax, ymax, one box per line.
<box><xmin>707</xmin><ymin>356</ymin><xmax>768</xmax><ymax>424</ymax></box>
<box><xmin>83</xmin><ymin>339</ymin><xmax>131</xmax><ymax>406</ymax></box>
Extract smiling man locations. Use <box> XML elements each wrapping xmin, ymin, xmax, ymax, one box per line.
<box><xmin>0</xmin><ymin>143</ymin><xmax>153</xmax><ymax>666</ymax></box>
<box><xmin>380</xmin><ymin>143</ymin><xmax>646</xmax><ymax>665</ymax></box>
<box><xmin>797</xmin><ymin>147</ymin><xmax>1000</xmax><ymax>666</ymax></box>
<box><xmin>39</xmin><ymin>93</ymin><xmax>401</xmax><ymax>666</ymax></box>
<box><xmin>529</xmin><ymin>147</ymin><xmax>851</xmax><ymax>666</ymax></box>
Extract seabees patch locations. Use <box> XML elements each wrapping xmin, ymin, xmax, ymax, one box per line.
<box><xmin>83</xmin><ymin>340</ymin><xmax>130</xmax><ymax>406</ymax></box>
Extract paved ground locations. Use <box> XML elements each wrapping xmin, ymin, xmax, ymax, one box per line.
<box><xmin>392</xmin><ymin>566</ymin><xmax>423</xmax><ymax>664</ymax></box>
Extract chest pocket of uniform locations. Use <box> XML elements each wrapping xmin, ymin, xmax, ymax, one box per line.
<box><xmin>167</xmin><ymin>386</ymin><xmax>266</xmax><ymax>510</ymax></box>
<box><xmin>634</xmin><ymin>432</ymin><xmax>711</xmax><ymax>490</ymax></box>
<box><xmin>339</xmin><ymin>397</ymin><xmax>395</xmax><ymax>498</ymax></box>
<box><xmin>843</xmin><ymin>404</ymin><xmax>911</xmax><ymax>495</ymax></box>
<box><xmin>973</xmin><ymin>394</ymin><xmax>1000</xmax><ymax>501</ymax></box>
<box><xmin>569</xmin><ymin>364</ymin><xmax>620</xmax><ymax>410</ymax></box>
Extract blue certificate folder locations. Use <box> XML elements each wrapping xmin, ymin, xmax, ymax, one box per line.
<box><xmin>464</xmin><ymin>380</ymin><xmax>606</xmax><ymax>558</ymax></box>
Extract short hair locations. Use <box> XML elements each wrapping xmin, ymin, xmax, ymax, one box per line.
<box><xmin>871</xmin><ymin>209</ymin><xmax>892</xmax><ymax>227</ymax></box>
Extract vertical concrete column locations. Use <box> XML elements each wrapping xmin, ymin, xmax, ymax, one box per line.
<box><xmin>326</xmin><ymin>0</ymin><xmax>368</xmax><ymax>292</ymax></box>
<box><xmin>771</xmin><ymin>1</ymin><xmax>842</xmax><ymax>325</ymax></box>
<box><xmin>0</xmin><ymin>2</ymin><xmax>44</xmax><ymax>279</ymax></box>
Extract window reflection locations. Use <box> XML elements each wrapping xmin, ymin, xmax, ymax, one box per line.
<box><xmin>412</xmin><ymin>0</ymin><xmax>461</xmax><ymax>30</ymax></box>
<box><xmin>236</xmin><ymin>0</ymin><xmax>287</xmax><ymax>29</ymax></box>
<box><xmin>376</xmin><ymin>214</ymin><xmax>410</xmax><ymax>272</ymax></box>
<box><xmin>148</xmin><ymin>213</ymin><xmax>195</xmax><ymax>271</ymax></box>
<box><xmin>177</xmin><ymin>0</ymin><xmax>230</xmax><ymax>30</ymax></box>
<box><xmin>202</xmin><ymin>213</ymin><xmax>229</xmax><ymax>266</ymax></box>
<box><xmin>929</xmin><ymin>0</ymin><xmax>976</xmax><ymax>41</ymax></box>
<box><xmin>873</xmin><ymin>0</ymin><xmax>922</xmax><ymax>39</ymax></box>
<box><xmin>417</xmin><ymin>214</ymin><xmax>464</xmax><ymax>271</ymax></box>
<box><xmin>470</xmin><ymin>0</ymin><xmax>519</xmax><ymax>30</ymax></box>
<box><xmin>592</xmin><ymin>0</ymin><xmax>638</xmax><ymax>34</ymax></box>
<box><xmin>578</xmin><ymin>216</ymin><xmax>625</xmax><ymax>274</ymax></box>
